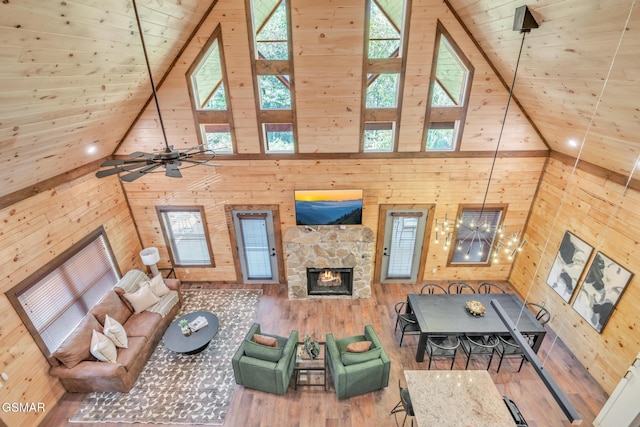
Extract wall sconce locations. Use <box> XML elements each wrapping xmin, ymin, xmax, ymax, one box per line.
<box><xmin>140</xmin><ymin>247</ymin><xmax>160</xmax><ymax>277</ymax></box>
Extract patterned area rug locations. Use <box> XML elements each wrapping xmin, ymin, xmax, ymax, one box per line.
<box><xmin>70</xmin><ymin>289</ymin><xmax>262</xmax><ymax>425</ymax></box>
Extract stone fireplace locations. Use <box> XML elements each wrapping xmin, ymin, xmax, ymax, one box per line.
<box><xmin>284</xmin><ymin>225</ymin><xmax>374</xmax><ymax>299</ymax></box>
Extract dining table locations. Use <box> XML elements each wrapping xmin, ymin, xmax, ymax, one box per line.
<box><xmin>404</xmin><ymin>369</ymin><xmax>515</xmax><ymax>426</ymax></box>
<box><xmin>406</xmin><ymin>293</ymin><xmax>546</xmax><ymax>362</ymax></box>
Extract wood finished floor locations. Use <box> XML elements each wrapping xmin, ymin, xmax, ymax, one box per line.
<box><xmin>43</xmin><ymin>281</ymin><xmax>608</xmax><ymax>427</ymax></box>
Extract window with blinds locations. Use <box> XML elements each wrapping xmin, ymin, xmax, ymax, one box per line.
<box><xmin>7</xmin><ymin>227</ymin><xmax>119</xmax><ymax>355</ymax></box>
<box><xmin>157</xmin><ymin>206</ymin><xmax>214</xmax><ymax>267</ymax></box>
<box><xmin>450</xmin><ymin>208</ymin><xmax>503</xmax><ymax>265</ymax></box>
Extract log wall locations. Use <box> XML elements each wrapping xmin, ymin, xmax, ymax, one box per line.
<box><xmin>0</xmin><ymin>174</ymin><xmax>141</xmax><ymax>427</ymax></box>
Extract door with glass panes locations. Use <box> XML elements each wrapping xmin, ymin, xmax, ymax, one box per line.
<box><xmin>378</xmin><ymin>207</ymin><xmax>430</xmax><ymax>283</ymax></box>
<box><xmin>231</xmin><ymin>210</ymin><xmax>280</xmax><ymax>283</ymax></box>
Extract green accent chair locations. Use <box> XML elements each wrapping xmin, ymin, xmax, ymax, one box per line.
<box><xmin>232</xmin><ymin>323</ymin><xmax>299</xmax><ymax>395</ymax></box>
<box><xmin>326</xmin><ymin>325</ymin><xmax>391</xmax><ymax>399</ymax></box>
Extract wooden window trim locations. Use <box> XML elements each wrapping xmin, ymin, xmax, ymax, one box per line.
<box><xmin>186</xmin><ymin>25</ymin><xmax>237</xmax><ymax>154</ymax></box>
<box><xmin>423</xmin><ymin>21</ymin><xmax>475</xmax><ymax>152</ymax></box>
<box><xmin>245</xmin><ymin>0</ymin><xmax>298</xmax><ymax>154</ymax></box>
<box><xmin>5</xmin><ymin>226</ymin><xmax>120</xmax><ymax>359</ymax></box>
<box><xmin>156</xmin><ymin>206</ymin><xmax>215</xmax><ymax>268</ymax></box>
<box><xmin>446</xmin><ymin>204</ymin><xmax>507</xmax><ymax>267</ymax></box>
<box><xmin>360</xmin><ymin>0</ymin><xmax>412</xmax><ymax>153</ymax></box>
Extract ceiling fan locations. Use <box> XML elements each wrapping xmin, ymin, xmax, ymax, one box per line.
<box><xmin>96</xmin><ymin>0</ymin><xmax>219</xmax><ymax>183</ymax></box>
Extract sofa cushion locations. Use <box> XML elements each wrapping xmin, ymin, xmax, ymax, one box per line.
<box><xmin>103</xmin><ymin>315</ymin><xmax>128</xmax><ymax>348</ymax></box>
<box><xmin>90</xmin><ymin>330</ymin><xmax>117</xmax><ymax>363</ymax></box>
<box><xmin>148</xmin><ymin>274</ymin><xmax>171</xmax><ymax>297</ymax></box>
<box><xmin>90</xmin><ymin>291</ymin><xmax>132</xmax><ymax>326</ymax></box>
<box><xmin>115</xmin><ymin>336</ymin><xmax>148</xmax><ymax>372</ymax></box>
<box><xmin>254</xmin><ymin>333</ymin><xmax>278</xmax><ymax>347</ymax></box>
<box><xmin>52</xmin><ymin>314</ymin><xmax>101</xmax><ymax>369</ymax></box>
<box><xmin>244</xmin><ymin>338</ymin><xmax>283</xmax><ymax>362</ymax></box>
<box><xmin>124</xmin><ymin>282</ymin><xmax>160</xmax><ymax>313</ymax></box>
<box><xmin>123</xmin><ymin>310</ymin><xmax>162</xmax><ymax>338</ymax></box>
<box><xmin>346</xmin><ymin>340</ymin><xmax>372</xmax><ymax>353</ymax></box>
<box><xmin>340</xmin><ymin>347</ymin><xmax>382</xmax><ymax>366</ymax></box>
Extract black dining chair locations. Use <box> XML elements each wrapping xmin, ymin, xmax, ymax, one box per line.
<box><xmin>448</xmin><ymin>282</ymin><xmax>475</xmax><ymax>294</ymax></box>
<box><xmin>420</xmin><ymin>283</ymin><xmax>448</xmax><ymax>294</ymax></box>
<box><xmin>494</xmin><ymin>335</ymin><xmax>526</xmax><ymax>372</ymax></box>
<box><xmin>390</xmin><ymin>379</ymin><xmax>415</xmax><ymax>427</ymax></box>
<box><xmin>394</xmin><ymin>302</ymin><xmax>420</xmax><ymax>347</ymax></box>
<box><xmin>525</xmin><ymin>302</ymin><xmax>551</xmax><ymax>325</ymax></box>
<box><xmin>461</xmin><ymin>334</ymin><xmax>500</xmax><ymax>370</ymax></box>
<box><xmin>478</xmin><ymin>282</ymin><xmax>506</xmax><ymax>294</ymax></box>
<box><xmin>426</xmin><ymin>335</ymin><xmax>460</xmax><ymax>369</ymax></box>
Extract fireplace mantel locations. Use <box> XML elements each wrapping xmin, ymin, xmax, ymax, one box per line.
<box><xmin>284</xmin><ymin>225</ymin><xmax>374</xmax><ymax>299</ymax></box>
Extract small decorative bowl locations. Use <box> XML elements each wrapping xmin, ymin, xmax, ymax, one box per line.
<box><xmin>465</xmin><ymin>300</ymin><xmax>486</xmax><ymax>316</ymax></box>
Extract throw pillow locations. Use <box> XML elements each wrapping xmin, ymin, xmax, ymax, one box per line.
<box><xmin>90</xmin><ymin>330</ymin><xmax>117</xmax><ymax>363</ymax></box>
<box><xmin>346</xmin><ymin>340</ymin><xmax>372</xmax><ymax>353</ymax></box>
<box><xmin>341</xmin><ymin>347</ymin><xmax>382</xmax><ymax>366</ymax></box>
<box><xmin>52</xmin><ymin>313</ymin><xmax>102</xmax><ymax>369</ymax></box>
<box><xmin>103</xmin><ymin>315</ymin><xmax>128</xmax><ymax>348</ymax></box>
<box><xmin>244</xmin><ymin>338</ymin><xmax>283</xmax><ymax>362</ymax></box>
<box><xmin>123</xmin><ymin>282</ymin><xmax>160</xmax><ymax>313</ymax></box>
<box><xmin>148</xmin><ymin>274</ymin><xmax>171</xmax><ymax>297</ymax></box>
<box><xmin>253</xmin><ymin>333</ymin><xmax>278</xmax><ymax>347</ymax></box>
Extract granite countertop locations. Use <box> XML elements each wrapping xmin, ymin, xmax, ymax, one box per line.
<box><xmin>404</xmin><ymin>370</ymin><xmax>514</xmax><ymax>427</ymax></box>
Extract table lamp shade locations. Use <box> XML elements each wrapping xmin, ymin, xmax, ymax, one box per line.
<box><xmin>140</xmin><ymin>247</ymin><xmax>160</xmax><ymax>266</ymax></box>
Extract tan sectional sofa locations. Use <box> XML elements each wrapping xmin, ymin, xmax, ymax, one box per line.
<box><xmin>47</xmin><ymin>269</ymin><xmax>182</xmax><ymax>393</ymax></box>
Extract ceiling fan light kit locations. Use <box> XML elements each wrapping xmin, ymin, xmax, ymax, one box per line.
<box><xmin>96</xmin><ymin>0</ymin><xmax>219</xmax><ymax>182</ymax></box>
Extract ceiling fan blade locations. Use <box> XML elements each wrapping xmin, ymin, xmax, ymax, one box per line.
<box><xmin>95</xmin><ymin>162</ymin><xmax>150</xmax><ymax>178</ymax></box>
<box><xmin>119</xmin><ymin>163</ymin><xmax>162</xmax><ymax>182</ymax></box>
<box><xmin>129</xmin><ymin>151</ymin><xmax>157</xmax><ymax>159</ymax></box>
<box><xmin>100</xmin><ymin>158</ymin><xmax>149</xmax><ymax>167</ymax></box>
<box><xmin>165</xmin><ymin>161</ymin><xmax>182</xmax><ymax>178</ymax></box>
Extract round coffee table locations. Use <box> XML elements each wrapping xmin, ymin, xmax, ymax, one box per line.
<box><xmin>163</xmin><ymin>311</ymin><xmax>219</xmax><ymax>355</ymax></box>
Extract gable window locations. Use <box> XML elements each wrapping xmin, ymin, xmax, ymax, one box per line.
<box><xmin>449</xmin><ymin>206</ymin><xmax>503</xmax><ymax>265</ymax></box>
<box><xmin>361</xmin><ymin>0</ymin><xmax>410</xmax><ymax>152</ymax></box>
<box><xmin>246</xmin><ymin>0</ymin><xmax>297</xmax><ymax>153</ymax></box>
<box><xmin>187</xmin><ymin>25</ymin><xmax>235</xmax><ymax>154</ymax></box>
<box><xmin>157</xmin><ymin>206</ymin><xmax>215</xmax><ymax>267</ymax></box>
<box><xmin>6</xmin><ymin>227</ymin><xmax>120</xmax><ymax>356</ymax></box>
<box><xmin>424</xmin><ymin>23</ymin><xmax>473</xmax><ymax>151</ymax></box>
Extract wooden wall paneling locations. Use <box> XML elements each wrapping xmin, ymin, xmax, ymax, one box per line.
<box><xmin>0</xmin><ymin>173</ymin><xmax>141</xmax><ymax>426</ymax></box>
<box><xmin>511</xmin><ymin>157</ymin><xmax>640</xmax><ymax>394</ymax></box>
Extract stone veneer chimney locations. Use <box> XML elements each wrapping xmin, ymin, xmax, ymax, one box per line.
<box><xmin>284</xmin><ymin>226</ymin><xmax>374</xmax><ymax>299</ymax></box>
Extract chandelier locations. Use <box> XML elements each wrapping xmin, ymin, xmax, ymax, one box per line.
<box><xmin>434</xmin><ymin>9</ymin><xmax>537</xmax><ymax>263</ymax></box>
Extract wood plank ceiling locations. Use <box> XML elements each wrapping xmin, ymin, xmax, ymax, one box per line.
<box><xmin>0</xmin><ymin>0</ymin><xmax>638</xmax><ymax>200</ymax></box>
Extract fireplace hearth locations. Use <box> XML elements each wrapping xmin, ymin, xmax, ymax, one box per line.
<box><xmin>307</xmin><ymin>268</ymin><xmax>353</xmax><ymax>296</ymax></box>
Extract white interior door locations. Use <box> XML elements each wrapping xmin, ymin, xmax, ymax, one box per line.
<box><xmin>380</xmin><ymin>210</ymin><xmax>428</xmax><ymax>283</ymax></box>
<box><xmin>232</xmin><ymin>210</ymin><xmax>279</xmax><ymax>283</ymax></box>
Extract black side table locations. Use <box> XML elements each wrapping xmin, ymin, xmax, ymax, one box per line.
<box><xmin>293</xmin><ymin>341</ymin><xmax>327</xmax><ymax>391</ymax></box>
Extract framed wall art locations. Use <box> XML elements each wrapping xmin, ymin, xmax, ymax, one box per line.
<box><xmin>572</xmin><ymin>251</ymin><xmax>633</xmax><ymax>333</ymax></box>
<box><xmin>546</xmin><ymin>231</ymin><xmax>593</xmax><ymax>302</ymax></box>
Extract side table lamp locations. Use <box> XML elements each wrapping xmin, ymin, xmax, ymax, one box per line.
<box><xmin>140</xmin><ymin>247</ymin><xmax>160</xmax><ymax>277</ymax></box>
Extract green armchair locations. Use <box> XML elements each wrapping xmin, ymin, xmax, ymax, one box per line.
<box><xmin>231</xmin><ymin>323</ymin><xmax>298</xmax><ymax>395</ymax></box>
<box><xmin>326</xmin><ymin>325</ymin><xmax>390</xmax><ymax>399</ymax></box>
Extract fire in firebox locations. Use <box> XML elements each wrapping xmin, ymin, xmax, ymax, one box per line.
<box><xmin>318</xmin><ymin>269</ymin><xmax>342</xmax><ymax>287</ymax></box>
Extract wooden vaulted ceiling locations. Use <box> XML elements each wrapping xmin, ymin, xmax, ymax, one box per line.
<box><xmin>1</xmin><ymin>0</ymin><xmax>639</xmax><ymax>201</ymax></box>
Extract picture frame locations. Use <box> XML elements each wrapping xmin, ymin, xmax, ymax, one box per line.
<box><xmin>572</xmin><ymin>251</ymin><xmax>633</xmax><ymax>333</ymax></box>
<box><xmin>546</xmin><ymin>231</ymin><xmax>593</xmax><ymax>303</ymax></box>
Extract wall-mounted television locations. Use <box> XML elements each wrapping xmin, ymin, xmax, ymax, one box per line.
<box><xmin>294</xmin><ymin>189</ymin><xmax>363</xmax><ymax>225</ymax></box>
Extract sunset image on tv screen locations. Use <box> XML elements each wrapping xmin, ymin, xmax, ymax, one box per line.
<box><xmin>294</xmin><ymin>189</ymin><xmax>363</xmax><ymax>225</ymax></box>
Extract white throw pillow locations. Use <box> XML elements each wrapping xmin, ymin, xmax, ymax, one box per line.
<box><xmin>148</xmin><ymin>274</ymin><xmax>170</xmax><ymax>297</ymax></box>
<box><xmin>123</xmin><ymin>282</ymin><xmax>160</xmax><ymax>313</ymax></box>
<box><xmin>90</xmin><ymin>330</ymin><xmax>117</xmax><ymax>363</ymax></box>
<box><xmin>103</xmin><ymin>315</ymin><xmax>128</xmax><ymax>348</ymax></box>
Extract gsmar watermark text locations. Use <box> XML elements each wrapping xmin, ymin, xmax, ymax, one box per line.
<box><xmin>2</xmin><ymin>402</ymin><xmax>46</xmax><ymax>413</ymax></box>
